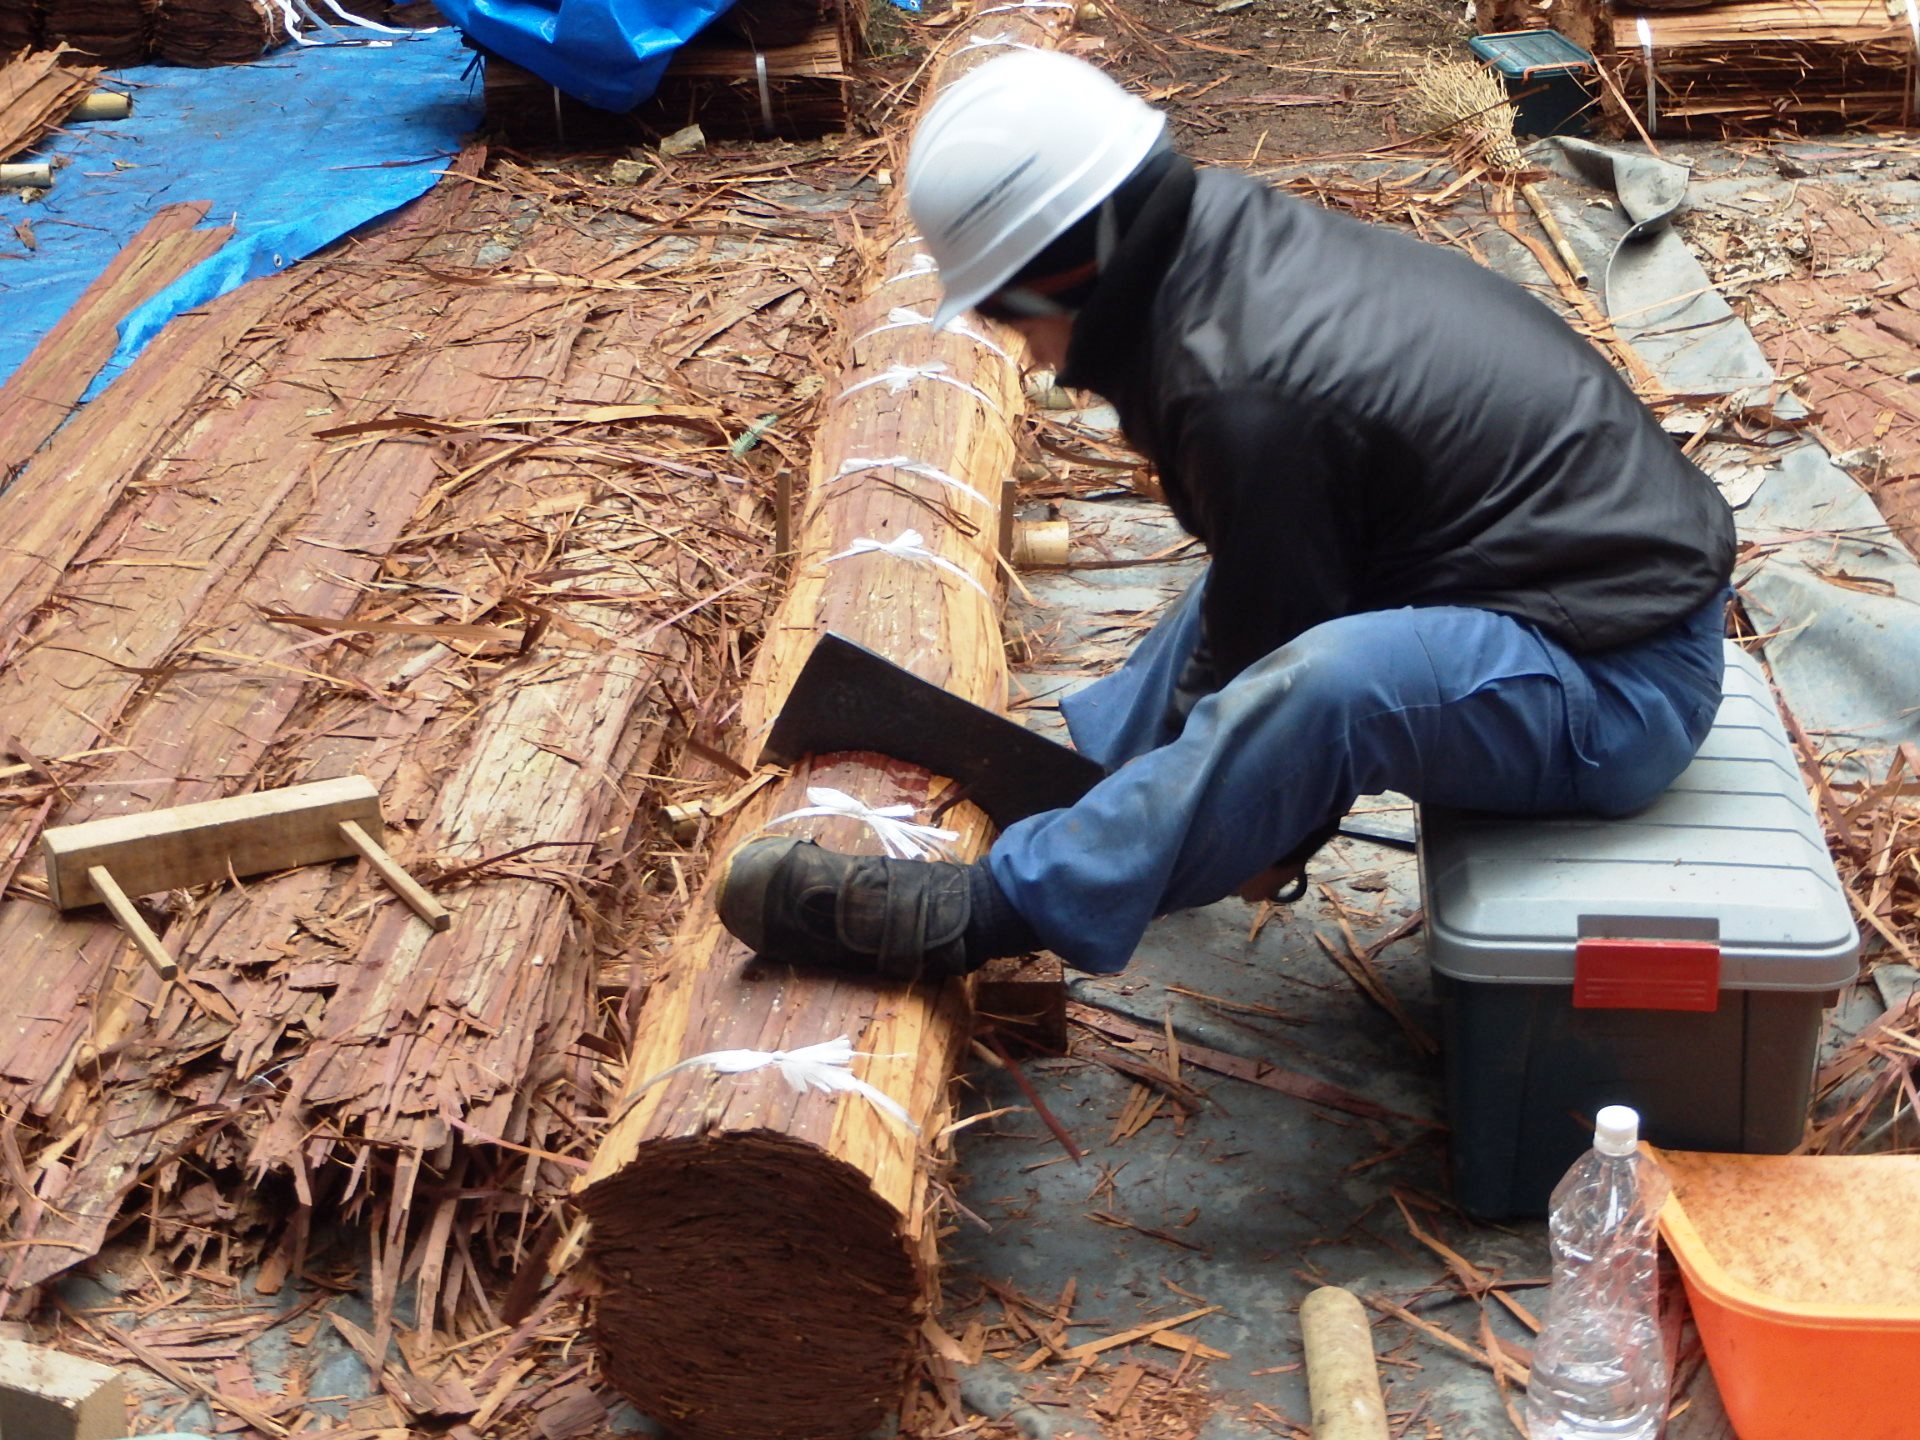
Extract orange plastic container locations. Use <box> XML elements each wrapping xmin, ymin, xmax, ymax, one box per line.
<box><xmin>1652</xmin><ymin>1148</ymin><xmax>1920</xmax><ymax>1440</ymax></box>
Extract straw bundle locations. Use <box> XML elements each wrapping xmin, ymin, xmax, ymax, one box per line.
<box><xmin>1405</xmin><ymin>57</ymin><xmax>1525</xmax><ymax>171</ymax></box>
<box><xmin>1404</xmin><ymin>59</ymin><xmax>1587</xmax><ymax>282</ymax></box>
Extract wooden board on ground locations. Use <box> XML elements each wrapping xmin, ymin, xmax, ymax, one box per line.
<box><xmin>42</xmin><ymin>776</ymin><xmax>385</xmax><ymax>909</ymax></box>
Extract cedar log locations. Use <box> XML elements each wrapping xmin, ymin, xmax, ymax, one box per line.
<box><xmin>576</xmin><ymin>10</ymin><xmax>1071</xmax><ymax>1438</ymax></box>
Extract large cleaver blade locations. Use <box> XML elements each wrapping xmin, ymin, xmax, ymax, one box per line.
<box><xmin>758</xmin><ymin>632</ymin><xmax>1106</xmax><ymax>830</ymax></box>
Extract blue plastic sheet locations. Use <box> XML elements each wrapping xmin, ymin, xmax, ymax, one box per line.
<box><xmin>0</xmin><ymin>30</ymin><xmax>482</xmax><ymax>393</ymax></box>
<box><xmin>432</xmin><ymin>0</ymin><xmax>731</xmax><ymax>112</ymax></box>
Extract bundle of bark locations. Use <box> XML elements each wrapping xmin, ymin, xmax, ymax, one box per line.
<box><xmin>0</xmin><ymin>0</ymin><xmax>44</xmax><ymax>54</ymax></box>
<box><xmin>0</xmin><ymin>43</ymin><xmax>98</xmax><ymax>159</ymax></box>
<box><xmin>156</xmin><ymin>0</ymin><xmax>288</xmax><ymax>64</ymax></box>
<box><xmin>483</xmin><ymin>0</ymin><xmax>866</xmax><ymax>141</ymax></box>
<box><xmin>1496</xmin><ymin>0</ymin><xmax>1920</xmax><ymax>136</ymax></box>
<box><xmin>40</xmin><ymin>0</ymin><xmax>155</xmax><ymax>64</ymax></box>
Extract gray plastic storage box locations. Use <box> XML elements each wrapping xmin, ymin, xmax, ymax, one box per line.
<box><xmin>1420</xmin><ymin>644</ymin><xmax>1859</xmax><ymax>1219</ymax></box>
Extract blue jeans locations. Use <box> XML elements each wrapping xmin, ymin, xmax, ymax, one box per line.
<box><xmin>987</xmin><ymin>582</ymin><xmax>1730</xmax><ymax>973</ymax></box>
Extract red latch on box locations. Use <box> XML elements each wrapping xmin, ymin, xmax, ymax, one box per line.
<box><xmin>1573</xmin><ymin>937</ymin><xmax>1722</xmax><ymax>1011</ymax></box>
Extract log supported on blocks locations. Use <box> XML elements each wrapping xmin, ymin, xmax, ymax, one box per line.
<box><xmin>574</xmin><ymin>10</ymin><xmax>1071</xmax><ymax>1438</ymax></box>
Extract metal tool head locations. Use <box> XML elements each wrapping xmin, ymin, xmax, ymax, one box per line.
<box><xmin>759</xmin><ymin>632</ymin><xmax>1105</xmax><ymax>830</ymax></box>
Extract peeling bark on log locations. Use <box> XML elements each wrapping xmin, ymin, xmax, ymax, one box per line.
<box><xmin>576</xmin><ymin>12</ymin><xmax>1070</xmax><ymax>1438</ymax></box>
<box><xmin>0</xmin><ymin>203</ymin><xmax>228</xmax><ymax>488</ymax></box>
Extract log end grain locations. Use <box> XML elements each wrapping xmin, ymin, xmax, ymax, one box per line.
<box><xmin>580</xmin><ymin>1130</ymin><xmax>923</xmax><ymax>1440</ymax></box>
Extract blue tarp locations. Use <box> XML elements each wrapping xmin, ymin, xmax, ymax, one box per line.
<box><xmin>431</xmin><ymin>0</ymin><xmax>730</xmax><ymax>113</ymax></box>
<box><xmin>0</xmin><ymin>30</ymin><xmax>483</xmax><ymax>393</ymax></box>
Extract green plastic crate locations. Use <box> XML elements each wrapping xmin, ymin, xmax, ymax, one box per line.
<box><xmin>1468</xmin><ymin>28</ymin><xmax>1597</xmax><ymax>138</ymax></box>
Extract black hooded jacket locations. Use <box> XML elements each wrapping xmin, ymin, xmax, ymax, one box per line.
<box><xmin>1058</xmin><ymin>158</ymin><xmax>1737</xmax><ymax>685</ymax></box>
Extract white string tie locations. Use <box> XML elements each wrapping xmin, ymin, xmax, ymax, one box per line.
<box><xmin>629</xmin><ymin>1035</ymin><xmax>919</xmax><ymax>1134</ymax></box>
<box><xmin>838</xmin><ymin>360</ymin><xmax>999</xmax><ymax>412</ymax></box>
<box><xmin>1637</xmin><ymin>17</ymin><xmax>1658</xmax><ymax>137</ymax></box>
<box><xmin>319</xmin><ymin>0</ymin><xmax>415</xmax><ymax>30</ymax></box>
<box><xmin>764</xmin><ymin>785</ymin><xmax>960</xmax><ymax>860</ymax></box>
<box><xmin>277</xmin><ymin>0</ymin><xmax>320</xmax><ymax>44</ymax></box>
<box><xmin>754</xmin><ymin>52</ymin><xmax>775</xmax><ymax>133</ymax></box>
<box><xmin>956</xmin><ymin>32</ymin><xmax>1038</xmax><ymax>54</ymax></box>
<box><xmin>827</xmin><ymin>454</ymin><xmax>989</xmax><ymax>507</ymax></box>
<box><xmin>976</xmin><ymin>0</ymin><xmax>1075</xmax><ymax>12</ymax></box>
<box><xmin>853</xmin><ymin>306</ymin><xmax>1012</xmax><ymax>360</ymax></box>
<box><xmin>881</xmin><ymin>253</ymin><xmax>939</xmax><ymax>287</ymax></box>
<box><xmin>824</xmin><ymin>528</ymin><xmax>991</xmax><ymax>597</ymax></box>
<box><xmin>1903</xmin><ymin>0</ymin><xmax>1919</xmax><ymax>123</ymax></box>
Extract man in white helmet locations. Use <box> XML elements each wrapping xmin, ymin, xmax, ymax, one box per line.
<box><xmin>716</xmin><ymin>50</ymin><xmax>1735</xmax><ymax>982</ymax></box>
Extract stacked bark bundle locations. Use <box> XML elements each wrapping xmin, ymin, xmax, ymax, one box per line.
<box><xmin>155</xmin><ymin>0</ymin><xmax>288</xmax><ymax>64</ymax></box>
<box><xmin>39</xmin><ymin>0</ymin><xmax>155</xmax><ymax>64</ymax></box>
<box><xmin>0</xmin><ymin>44</ymin><xmax>99</xmax><ymax>160</ymax></box>
<box><xmin>483</xmin><ymin>0</ymin><xmax>868</xmax><ymax>140</ymax></box>
<box><xmin>1492</xmin><ymin>0</ymin><xmax>1920</xmax><ymax>135</ymax></box>
<box><xmin>10</xmin><ymin>0</ymin><xmax>299</xmax><ymax>66</ymax></box>
<box><xmin>0</xmin><ymin>0</ymin><xmax>43</xmax><ymax>54</ymax></box>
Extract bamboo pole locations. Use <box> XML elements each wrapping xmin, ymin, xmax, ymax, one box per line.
<box><xmin>574</xmin><ymin>11</ymin><xmax>1071</xmax><ymax>1439</ymax></box>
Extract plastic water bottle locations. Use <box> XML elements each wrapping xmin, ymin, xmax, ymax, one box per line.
<box><xmin>1523</xmin><ymin>1104</ymin><xmax>1671</xmax><ymax>1440</ymax></box>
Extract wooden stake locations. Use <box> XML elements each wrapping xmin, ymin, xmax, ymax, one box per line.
<box><xmin>338</xmin><ymin>820</ymin><xmax>452</xmax><ymax>932</ymax></box>
<box><xmin>70</xmin><ymin>92</ymin><xmax>132</xmax><ymax>121</ymax></box>
<box><xmin>1012</xmin><ymin>518</ymin><xmax>1070</xmax><ymax>568</ymax></box>
<box><xmin>86</xmin><ymin>866</ymin><xmax>178</xmax><ymax>981</ymax></box>
<box><xmin>1301</xmin><ymin>1287</ymin><xmax>1390</xmax><ymax>1440</ymax></box>
<box><xmin>774</xmin><ymin>466</ymin><xmax>793</xmax><ymax>578</ymax></box>
<box><xmin>998</xmin><ymin>478</ymin><xmax>1017</xmax><ymax>561</ymax></box>
<box><xmin>1520</xmin><ymin>181</ymin><xmax>1588</xmax><ymax>287</ymax></box>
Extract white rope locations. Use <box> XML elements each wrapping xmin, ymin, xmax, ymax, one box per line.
<box><xmin>318</xmin><ymin>0</ymin><xmax>416</xmax><ymax>31</ymax></box>
<box><xmin>955</xmin><ymin>32</ymin><xmax>1039</xmax><ymax>54</ymax></box>
<box><xmin>825</xmin><ymin>454</ymin><xmax>990</xmax><ymax>507</ymax></box>
<box><xmin>1637</xmin><ymin>16</ymin><xmax>1658</xmax><ymax>138</ymax></box>
<box><xmin>754</xmin><ymin>52</ymin><xmax>775</xmax><ymax>133</ymax></box>
<box><xmin>837</xmin><ymin>360</ymin><xmax>1000</xmax><ymax>413</ymax></box>
<box><xmin>824</xmin><ymin>527</ymin><xmax>992</xmax><ymax>597</ymax></box>
<box><xmin>276</xmin><ymin>0</ymin><xmax>320</xmax><ymax>44</ymax></box>
<box><xmin>628</xmin><ymin>1035</ymin><xmax>919</xmax><ymax>1134</ymax></box>
<box><xmin>1903</xmin><ymin>0</ymin><xmax>1920</xmax><ymax>124</ymax></box>
<box><xmin>975</xmin><ymin>0</ymin><xmax>1075</xmax><ymax>12</ymax></box>
<box><xmin>853</xmin><ymin>306</ymin><xmax>1012</xmax><ymax>360</ymax></box>
<box><xmin>880</xmin><ymin>253</ymin><xmax>939</xmax><ymax>287</ymax></box>
<box><xmin>763</xmin><ymin>785</ymin><xmax>960</xmax><ymax>860</ymax></box>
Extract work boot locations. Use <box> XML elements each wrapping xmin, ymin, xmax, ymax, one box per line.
<box><xmin>716</xmin><ymin>836</ymin><xmax>974</xmax><ymax>983</ymax></box>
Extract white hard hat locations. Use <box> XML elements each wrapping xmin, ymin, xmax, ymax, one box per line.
<box><xmin>906</xmin><ymin>50</ymin><xmax>1168</xmax><ymax>327</ymax></box>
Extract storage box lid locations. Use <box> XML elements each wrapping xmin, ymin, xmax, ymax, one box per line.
<box><xmin>1421</xmin><ymin>644</ymin><xmax>1860</xmax><ymax>991</ymax></box>
<box><xmin>1467</xmin><ymin>29</ymin><xmax>1597</xmax><ymax>79</ymax></box>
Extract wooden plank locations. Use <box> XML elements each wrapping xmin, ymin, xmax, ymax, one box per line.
<box><xmin>0</xmin><ymin>1337</ymin><xmax>125</xmax><ymax>1440</ymax></box>
<box><xmin>42</xmin><ymin>776</ymin><xmax>383</xmax><ymax>909</ymax></box>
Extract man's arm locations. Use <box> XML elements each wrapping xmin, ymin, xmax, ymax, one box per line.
<box><xmin>1162</xmin><ymin>388</ymin><xmax>1366</xmax><ymax>683</ymax></box>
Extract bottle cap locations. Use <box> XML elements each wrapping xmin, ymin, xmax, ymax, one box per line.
<box><xmin>1594</xmin><ymin>1104</ymin><xmax>1640</xmax><ymax>1156</ymax></box>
